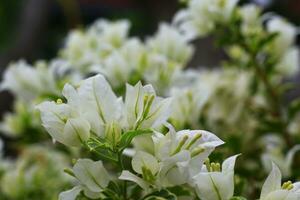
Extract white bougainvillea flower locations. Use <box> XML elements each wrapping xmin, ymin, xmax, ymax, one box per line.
<box><xmin>153</xmin><ymin>124</ymin><xmax>224</xmax><ymax>178</ymax></box>
<box><xmin>36</xmin><ymin>100</ymin><xmax>90</xmax><ymax>147</ymax></box>
<box><xmin>92</xmin><ymin>38</ymin><xmax>145</xmax><ymax>88</ymax></box>
<box><xmin>0</xmin><ymin>60</ymin><xmax>58</xmax><ymax>101</ymax></box>
<box><xmin>119</xmin><ymin>151</ymin><xmax>159</xmax><ymax>191</ymax></box>
<box><xmin>275</xmin><ymin>47</ymin><xmax>299</xmax><ymax>77</ymax></box>
<box><xmin>61</xmin><ymin>19</ymin><xmax>130</xmax><ymax>72</ymax></box>
<box><xmin>193</xmin><ymin>155</ymin><xmax>239</xmax><ymax>200</ymax></box>
<box><xmin>169</xmin><ymin>79</ymin><xmax>212</xmax><ymax>129</ymax></box>
<box><xmin>119</xmin><ymin>150</ymin><xmax>190</xmax><ymax>189</ymax></box>
<box><xmin>239</xmin><ymin>4</ymin><xmax>262</xmax><ymax>35</ymax></box>
<box><xmin>125</xmin><ymin>82</ymin><xmax>172</xmax><ymax>130</ymax></box>
<box><xmin>146</xmin><ymin>23</ymin><xmax>194</xmax><ymax>64</ymax></box>
<box><xmin>174</xmin><ymin>0</ymin><xmax>239</xmax><ymax>39</ymax></box>
<box><xmin>260</xmin><ymin>163</ymin><xmax>300</xmax><ymax>200</ymax></box>
<box><xmin>75</xmin><ymin>74</ymin><xmax>123</xmax><ymax>137</ymax></box>
<box><xmin>267</xmin><ymin>16</ymin><xmax>297</xmax><ymax>56</ymax></box>
<box><xmin>262</xmin><ymin>145</ymin><xmax>300</xmax><ymax>178</ymax></box>
<box><xmin>59</xmin><ymin>159</ymin><xmax>111</xmax><ymax>200</ymax></box>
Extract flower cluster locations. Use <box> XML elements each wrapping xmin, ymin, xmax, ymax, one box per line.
<box><xmin>0</xmin><ymin>0</ymin><xmax>300</xmax><ymax>199</ymax></box>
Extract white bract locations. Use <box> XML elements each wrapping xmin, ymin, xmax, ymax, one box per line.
<box><xmin>59</xmin><ymin>159</ymin><xmax>111</xmax><ymax>200</ymax></box>
<box><xmin>174</xmin><ymin>0</ymin><xmax>239</xmax><ymax>39</ymax></box>
<box><xmin>120</xmin><ymin>124</ymin><xmax>224</xmax><ymax>189</ymax></box>
<box><xmin>61</xmin><ymin>19</ymin><xmax>130</xmax><ymax>72</ymax></box>
<box><xmin>240</xmin><ymin>4</ymin><xmax>262</xmax><ymax>35</ymax></box>
<box><xmin>267</xmin><ymin>16</ymin><xmax>297</xmax><ymax>56</ymax></box>
<box><xmin>37</xmin><ymin>74</ymin><xmax>172</xmax><ymax>147</ymax></box>
<box><xmin>146</xmin><ymin>23</ymin><xmax>193</xmax><ymax>65</ymax></box>
<box><xmin>169</xmin><ymin>76</ymin><xmax>213</xmax><ymax>129</ymax></box>
<box><xmin>193</xmin><ymin>155</ymin><xmax>239</xmax><ymax>200</ymax></box>
<box><xmin>0</xmin><ymin>60</ymin><xmax>58</xmax><ymax>101</ymax></box>
<box><xmin>125</xmin><ymin>82</ymin><xmax>172</xmax><ymax>130</ymax></box>
<box><xmin>262</xmin><ymin>145</ymin><xmax>300</xmax><ymax>178</ymax></box>
<box><xmin>260</xmin><ymin>163</ymin><xmax>300</xmax><ymax>200</ymax></box>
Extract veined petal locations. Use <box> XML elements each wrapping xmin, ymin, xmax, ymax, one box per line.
<box><xmin>77</xmin><ymin>74</ymin><xmax>122</xmax><ymax>124</ymax></box>
<box><xmin>59</xmin><ymin>186</ymin><xmax>82</xmax><ymax>200</ymax></box>
<box><xmin>119</xmin><ymin>170</ymin><xmax>149</xmax><ymax>191</ymax></box>
<box><xmin>260</xmin><ymin>163</ymin><xmax>282</xmax><ymax>199</ymax></box>
<box><xmin>73</xmin><ymin>159</ymin><xmax>110</xmax><ymax>193</ymax></box>
<box><xmin>63</xmin><ymin>117</ymin><xmax>91</xmax><ymax>146</ymax></box>
<box><xmin>132</xmin><ymin>151</ymin><xmax>159</xmax><ymax>175</ymax></box>
<box><xmin>222</xmin><ymin>154</ymin><xmax>240</xmax><ymax>173</ymax></box>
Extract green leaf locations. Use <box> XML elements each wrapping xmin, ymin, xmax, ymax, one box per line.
<box><xmin>118</xmin><ymin>129</ymin><xmax>153</xmax><ymax>150</ymax></box>
<box><xmin>85</xmin><ymin>137</ymin><xmax>118</xmax><ymax>162</ymax></box>
<box><xmin>288</xmin><ymin>98</ymin><xmax>300</xmax><ymax>120</ymax></box>
<box><xmin>142</xmin><ymin>189</ymin><xmax>177</xmax><ymax>200</ymax></box>
<box><xmin>167</xmin><ymin>186</ymin><xmax>192</xmax><ymax>197</ymax></box>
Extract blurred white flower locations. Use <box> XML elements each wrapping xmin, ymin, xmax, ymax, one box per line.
<box><xmin>275</xmin><ymin>47</ymin><xmax>299</xmax><ymax>77</ymax></box>
<box><xmin>146</xmin><ymin>23</ymin><xmax>193</xmax><ymax>65</ymax></box>
<box><xmin>240</xmin><ymin>4</ymin><xmax>262</xmax><ymax>35</ymax></box>
<box><xmin>61</xmin><ymin>19</ymin><xmax>130</xmax><ymax>72</ymax></box>
<box><xmin>262</xmin><ymin>145</ymin><xmax>300</xmax><ymax>178</ymax></box>
<box><xmin>174</xmin><ymin>0</ymin><xmax>239</xmax><ymax>39</ymax></box>
<box><xmin>0</xmin><ymin>60</ymin><xmax>58</xmax><ymax>101</ymax></box>
<box><xmin>267</xmin><ymin>16</ymin><xmax>297</xmax><ymax>56</ymax></box>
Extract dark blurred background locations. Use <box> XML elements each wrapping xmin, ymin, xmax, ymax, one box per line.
<box><xmin>0</xmin><ymin>0</ymin><xmax>299</xmax><ymax>114</ymax></box>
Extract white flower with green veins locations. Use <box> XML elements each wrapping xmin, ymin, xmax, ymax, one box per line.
<box><xmin>59</xmin><ymin>159</ymin><xmax>111</xmax><ymax>200</ymax></box>
<box><xmin>125</xmin><ymin>81</ymin><xmax>172</xmax><ymax>130</ymax></box>
<box><xmin>260</xmin><ymin>163</ymin><xmax>300</xmax><ymax>200</ymax></box>
<box><xmin>193</xmin><ymin>155</ymin><xmax>239</xmax><ymax>200</ymax></box>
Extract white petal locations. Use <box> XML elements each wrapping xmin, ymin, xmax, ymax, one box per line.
<box><xmin>119</xmin><ymin>170</ymin><xmax>149</xmax><ymax>191</ymax></box>
<box><xmin>222</xmin><ymin>154</ymin><xmax>240</xmax><ymax>173</ymax></box>
<box><xmin>78</xmin><ymin>74</ymin><xmax>121</xmax><ymax>125</ymax></box>
<box><xmin>63</xmin><ymin>117</ymin><xmax>91</xmax><ymax>146</ymax></box>
<box><xmin>73</xmin><ymin>159</ymin><xmax>110</xmax><ymax>193</ymax></box>
<box><xmin>193</xmin><ymin>172</ymin><xmax>234</xmax><ymax>200</ymax></box>
<box><xmin>59</xmin><ymin>186</ymin><xmax>82</xmax><ymax>200</ymax></box>
<box><xmin>260</xmin><ymin>163</ymin><xmax>282</xmax><ymax>199</ymax></box>
<box><xmin>132</xmin><ymin>151</ymin><xmax>159</xmax><ymax>175</ymax></box>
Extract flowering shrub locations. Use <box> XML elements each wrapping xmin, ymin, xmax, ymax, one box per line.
<box><xmin>0</xmin><ymin>0</ymin><xmax>300</xmax><ymax>199</ymax></box>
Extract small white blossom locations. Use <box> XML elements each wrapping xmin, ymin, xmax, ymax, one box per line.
<box><xmin>260</xmin><ymin>163</ymin><xmax>300</xmax><ymax>200</ymax></box>
<box><xmin>193</xmin><ymin>155</ymin><xmax>239</xmax><ymax>200</ymax></box>
<box><xmin>267</xmin><ymin>16</ymin><xmax>297</xmax><ymax>56</ymax></box>
<box><xmin>125</xmin><ymin>82</ymin><xmax>172</xmax><ymax>130</ymax></box>
<box><xmin>59</xmin><ymin>159</ymin><xmax>111</xmax><ymax>200</ymax></box>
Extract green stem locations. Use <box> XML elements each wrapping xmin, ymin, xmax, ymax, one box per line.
<box><xmin>118</xmin><ymin>151</ymin><xmax>127</xmax><ymax>200</ymax></box>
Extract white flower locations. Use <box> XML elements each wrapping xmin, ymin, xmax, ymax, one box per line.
<box><xmin>36</xmin><ymin>100</ymin><xmax>90</xmax><ymax>147</ymax></box>
<box><xmin>120</xmin><ymin>125</ymin><xmax>223</xmax><ymax>189</ymax></box>
<box><xmin>153</xmin><ymin>124</ymin><xmax>224</xmax><ymax>179</ymax></box>
<box><xmin>275</xmin><ymin>47</ymin><xmax>299</xmax><ymax>77</ymax></box>
<box><xmin>124</xmin><ymin>82</ymin><xmax>172</xmax><ymax>130</ymax></box>
<box><xmin>174</xmin><ymin>0</ymin><xmax>239</xmax><ymax>39</ymax></box>
<box><xmin>61</xmin><ymin>19</ymin><xmax>130</xmax><ymax>72</ymax></box>
<box><xmin>262</xmin><ymin>145</ymin><xmax>300</xmax><ymax>178</ymax></box>
<box><xmin>193</xmin><ymin>155</ymin><xmax>239</xmax><ymax>200</ymax></box>
<box><xmin>239</xmin><ymin>4</ymin><xmax>262</xmax><ymax>35</ymax></box>
<box><xmin>260</xmin><ymin>163</ymin><xmax>300</xmax><ymax>200</ymax></box>
<box><xmin>169</xmin><ymin>78</ymin><xmax>212</xmax><ymax>129</ymax></box>
<box><xmin>267</xmin><ymin>16</ymin><xmax>297</xmax><ymax>56</ymax></box>
<box><xmin>119</xmin><ymin>150</ymin><xmax>190</xmax><ymax>190</ymax></box>
<box><xmin>59</xmin><ymin>159</ymin><xmax>111</xmax><ymax>200</ymax></box>
<box><xmin>69</xmin><ymin>74</ymin><xmax>123</xmax><ymax>137</ymax></box>
<box><xmin>146</xmin><ymin>23</ymin><xmax>194</xmax><ymax>65</ymax></box>
<box><xmin>0</xmin><ymin>60</ymin><xmax>58</xmax><ymax>101</ymax></box>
